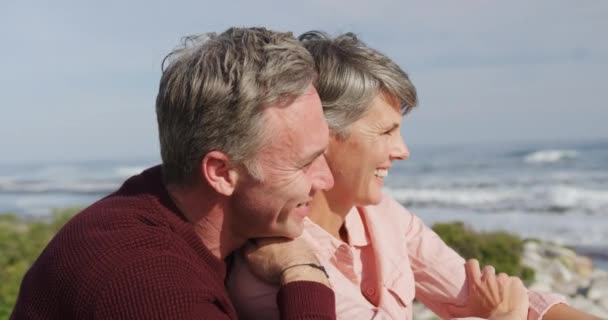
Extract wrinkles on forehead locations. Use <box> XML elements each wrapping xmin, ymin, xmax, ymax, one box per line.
<box><xmin>348</xmin><ymin>94</ymin><xmax>403</xmax><ymax>139</ymax></box>
<box><xmin>256</xmin><ymin>86</ymin><xmax>328</xmax><ymax>172</ymax></box>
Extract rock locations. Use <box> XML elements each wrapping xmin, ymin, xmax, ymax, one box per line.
<box><xmin>575</xmin><ymin>274</ymin><xmax>592</xmax><ymax>290</ymax></box>
<box><xmin>590</xmin><ymin>269</ymin><xmax>608</xmax><ymax>281</ymax></box>
<box><xmin>588</xmin><ymin>305</ymin><xmax>608</xmax><ymax>319</ymax></box>
<box><xmin>569</xmin><ymin>295</ymin><xmax>602</xmax><ymax>313</ymax></box>
<box><xmin>587</xmin><ymin>277</ymin><xmax>608</xmax><ymax>301</ymax></box>
<box><xmin>523</xmin><ymin>241</ymin><xmax>540</xmax><ymax>255</ymax></box>
<box><xmin>530</xmin><ymin>272</ymin><xmax>555</xmax><ymax>293</ymax></box>
<box><xmin>485</xmin><ymin>239</ymin><xmax>608</xmax><ymax>318</ymax></box>
<box><xmin>573</xmin><ymin>256</ymin><xmax>594</xmax><ymax>277</ymax></box>
<box><xmin>528</xmin><ymin>280</ymin><xmax>553</xmax><ymax>293</ymax></box>
<box><xmin>543</xmin><ymin>244</ymin><xmax>575</xmax><ymax>259</ymax></box>
<box><xmin>522</xmin><ymin>244</ymin><xmax>546</xmax><ymax>272</ymax></box>
<box><xmin>559</xmin><ymin>252</ymin><xmax>594</xmax><ymax>277</ymax></box>
<box><xmin>551</xmin><ymin>280</ymin><xmax>578</xmax><ymax>297</ymax></box>
<box><xmin>598</xmin><ymin>296</ymin><xmax>608</xmax><ymax>313</ymax></box>
<box><xmin>549</xmin><ymin>261</ymin><xmax>574</xmax><ymax>283</ymax></box>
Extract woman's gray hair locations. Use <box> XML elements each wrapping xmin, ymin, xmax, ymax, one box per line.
<box><xmin>299</xmin><ymin>31</ymin><xmax>417</xmax><ymax>139</ymax></box>
<box><xmin>157</xmin><ymin>27</ymin><xmax>316</xmax><ymax>185</ymax></box>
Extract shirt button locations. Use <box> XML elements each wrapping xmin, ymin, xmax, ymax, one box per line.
<box><xmin>365</xmin><ymin>287</ymin><xmax>376</xmax><ymax>296</ymax></box>
<box><xmin>338</xmin><ymin>245</ymin><xmax>351</xmax><ymax>256</ymax></box>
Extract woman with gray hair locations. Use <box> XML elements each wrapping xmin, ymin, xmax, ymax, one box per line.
<box><xmin>227</xmin><ymin>31</ymin><xmax>589</xmax><ymax>320</ymax></box>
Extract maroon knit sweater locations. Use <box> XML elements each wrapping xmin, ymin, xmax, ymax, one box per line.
<box><xmin>11</xmin><ymin>165</ymin><xmax>335</xmax><ymax>319</ymax></box>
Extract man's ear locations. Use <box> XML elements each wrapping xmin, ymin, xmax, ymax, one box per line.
<box><xmin>200</xmin><ymin>151</ymin><xmax>239</xmax><ymax>196</ymax></box>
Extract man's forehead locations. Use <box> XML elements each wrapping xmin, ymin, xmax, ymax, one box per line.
<box><xmin>262</xmin><ymin>114</ymin><xmax>326</xmax><ymax>153</ymax></box>
<box><xmin>267</xmin><ymin>88</ymin><xmax>319</xmax><ymax>120</ymax></box>
<box><xmin>259</xmin><ymin>90</ymin><xmax>327</xmax><ymax>161</ymax></box>
<box><xmin>296</xmin><ymin>85</ymin><xmax>318</xmax><ymax>99</ymax></box>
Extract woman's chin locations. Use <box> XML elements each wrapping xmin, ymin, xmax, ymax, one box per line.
<box><xmin>356</xmin><ymin>191</ymin><xmax>384</xmax><ymax>207</ymax></box>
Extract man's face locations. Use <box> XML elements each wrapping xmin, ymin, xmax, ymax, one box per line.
<box><xmin>230</xmin><ymin>85</ymin><xmax>334</xmax><ymax>239</ymax></box>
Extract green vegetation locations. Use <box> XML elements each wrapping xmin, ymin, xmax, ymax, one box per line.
<box><xmin>432</xmin><ymin>221</ymin><xmax>535</xmax><ymax>283</ymax></box>
<box><xmin>0</xmin><ymin>209</ymin><xmax>78</xmax><ymax>319</ymax></box>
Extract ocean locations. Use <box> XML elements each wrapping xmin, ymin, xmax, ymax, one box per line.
<box><xmin>1</xmin><ymin>140</ymin><xmax>607</xmax><ymax>268</ymax></box>
<box><xmin>384</xmin><ymin>140</ymin><xmax>608</xmax><ymax>269</ymax></box>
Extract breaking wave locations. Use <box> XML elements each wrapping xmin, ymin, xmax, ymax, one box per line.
<box><xmin>523</xmin><ymin>149</ymin><xmax>579</xmax><ymax>164</ymax></box>
<box><xmin>386</xmin><ymin>185</ymin><xmax>608</xmax><ymax>215</ymax></box>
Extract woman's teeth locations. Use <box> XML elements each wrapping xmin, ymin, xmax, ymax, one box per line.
<box><xmin>374</xmin><ymin>169</ymin><xmax>388</xmax><ymax>177</ymax></box>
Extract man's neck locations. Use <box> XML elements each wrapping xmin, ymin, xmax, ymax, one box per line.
<box><xmin>166</xmin><ymin>183</ymin><xmax>246</xmax><ymax>260</ymax></box>
<box><xmin>309</xmin><ymin>189</ymin><xmax>354</xmax><ymax>242</ymax></box>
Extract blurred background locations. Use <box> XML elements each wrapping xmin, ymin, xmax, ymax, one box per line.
<box><xmin>1</xmin><ymin>0</ymin><xmax>607</xmax><ymax>316</ymax></box>
<box><xmin>2</xmin><ymin>0</ymin><xmax>607</xmax><ymax>253</ymax></box>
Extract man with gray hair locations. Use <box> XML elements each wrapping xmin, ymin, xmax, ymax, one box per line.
<box><xmin>11</xmin><ymin>27</ymin><xmax>336</xmax><ymax>319</ymax></box>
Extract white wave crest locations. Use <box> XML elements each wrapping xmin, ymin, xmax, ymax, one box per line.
<box><xmin>547</xmin><ymin>186</ymin><xmax>608</xmax><ymax>212</ymax></box>
<box><xmin>385</xmin><ymin>185</ymin><xmax>608</xmax><ymax>214</ymax></box>
<box><xmin>524</xmin><ymin>149</ymin><xmax>579</xmax><ymax>164</ymax></box>
<box><xmin>0</xmin><ymin>180</ymin><xmax>118</xmax><ymax>194</ymax></box>
<box><xmin>386</xmin><ymin>188</ymin><xmax>516</xmax><ymax>207</ymax></box>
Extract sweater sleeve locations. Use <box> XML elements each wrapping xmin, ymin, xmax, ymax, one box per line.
<box><xmin>93</xmin><ymin>253</ymin><xmax>235</xmax><ymax>320</ymax></box>
<box><xmin>277</xmin><ymin>281</ymin><xmax>336</xmax><ymax>320</ymax></box>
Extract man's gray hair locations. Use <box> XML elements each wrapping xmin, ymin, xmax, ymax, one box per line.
<box><xmin>299</xmin><ymin>31</ymin><xmax>417</xmax><ymax>139</ymax></box>
<box><xmin>157</xmin><ymin>27</ymin><xmax>316</xmax><ymax>185</ymax></box>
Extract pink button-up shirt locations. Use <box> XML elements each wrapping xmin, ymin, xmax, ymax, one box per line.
<box><xmin>227</xmin><ymin>194</ymin><xmax>565</xmax><ymax>319</ymax></box>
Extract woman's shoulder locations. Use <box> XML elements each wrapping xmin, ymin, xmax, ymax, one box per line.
<box><xmin>226</xmin><ymin>251</ymin><xmax>281</xmax><ymax>319</ymax></box>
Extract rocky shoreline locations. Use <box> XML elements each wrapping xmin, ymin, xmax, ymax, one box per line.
<box><xmin>413</xmin><ymin>240</ymin><xmax>608</xmax><ymax>319</ymax></box>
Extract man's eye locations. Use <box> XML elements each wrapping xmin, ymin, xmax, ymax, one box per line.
<box><xmin>302</xmin><ymin>160</ymin><xmax>315</xmax><ymax>170</ymax></box>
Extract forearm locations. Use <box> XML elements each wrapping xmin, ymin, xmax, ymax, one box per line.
<box><xmin>277</xmin><ymin>265</ymin><xmax>335</xmax><ymax>319</ymax></box>
<box><xmin>541</xmin><ymin>303</ymin><xmax>602</xmax><ymax>320</ymax></box>
<box><xmin>281</xmin><ymin>264</ymin><xmax>331</xmax><ymax>287</ymax></box>
<box><xmin>278</xmin><ymin>281</ymin><xmax>335</xmax><ymax>320</ymax></box>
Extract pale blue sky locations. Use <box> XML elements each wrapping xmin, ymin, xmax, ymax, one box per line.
<box><xmin>1</xmin><ymin>0</ymin><xmax>607</xmax><ymax>163</ymax></box>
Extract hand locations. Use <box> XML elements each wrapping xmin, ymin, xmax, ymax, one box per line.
<box><xmin>448</xmin><ymin>259</ymin><xmax>528</xmax><ymax>319</ymax></box>
<box><xmin>243</xmin><ymin>237</ymin><xmax>329</xmax><ymax>287</ymax></box>
<box><xmin>488</xmin><ymin>275</ymin><xmax>529</xmax><ymax>320</ymax></box>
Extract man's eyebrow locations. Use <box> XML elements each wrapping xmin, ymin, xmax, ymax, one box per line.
<box><xmin>304</xmin><ymin>148</ymin><xmax>326</xmax><ymax>164</ymax></box>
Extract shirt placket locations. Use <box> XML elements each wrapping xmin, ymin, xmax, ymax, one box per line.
<box><xmin>333</xmin><ymin>244</ymin><xmax>359</xmax><ymax>285</ymax></box>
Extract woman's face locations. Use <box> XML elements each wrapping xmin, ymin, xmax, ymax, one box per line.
<box><xmin>325</xmin><ymin>94</ymin><xmax>409</xmax><ymax>207</ymax></box>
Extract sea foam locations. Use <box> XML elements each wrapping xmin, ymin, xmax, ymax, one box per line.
<box><xmin>524</xmin><ymin>149</ymin><xmax>579</xmax><ymax>164</ymax></box>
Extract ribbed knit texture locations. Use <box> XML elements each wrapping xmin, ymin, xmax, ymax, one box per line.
<box><xmin>11</xmin><ymin>165</ymin><xmax>335</xmax><ymax>319</ymax></box>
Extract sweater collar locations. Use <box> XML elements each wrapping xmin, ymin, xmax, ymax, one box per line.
<box><xmin>138</xmin><ymin>165</ymin><xmax>227</xmax><ymax>278</ymax></box>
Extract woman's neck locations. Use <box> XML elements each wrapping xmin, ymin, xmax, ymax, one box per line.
<box><xmin>309</xmin><ymin>189</ymin><xmax>355</xmax><ymax>242</ymax></box>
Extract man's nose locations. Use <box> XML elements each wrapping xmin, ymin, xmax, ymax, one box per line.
<box><xmin>311</xmin><ymin>155</ymin><xmax>334</xmax><ymax>191</ymax></box>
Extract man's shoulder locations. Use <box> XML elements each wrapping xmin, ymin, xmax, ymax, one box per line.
<box><xmin>15</xmin><ymin>203</ymin><xmax>217</xmax><ymax>318</ymax></box>
<box><xmin>91</xmin><ymin>251</ymin><xmax>234</xmax><ymax>319</ymax></box>
<box><xmin>29</xmin><ymin>191</ymin><xmax>202</xmax><ymax>293</ymax></box>
<box><xmin>102</xmin><ymin>250</ymin><xmax>222</xmax><ymax>290</ymax></box>
<box><xmin>35</xmin><ymin>211</ymin><xmax>172</xmax><ymax>278</ymax></box>
<box><xmin>17</xmin><ymin>245</ymin><xmax>229</xmax><ymax>319</ymax></box>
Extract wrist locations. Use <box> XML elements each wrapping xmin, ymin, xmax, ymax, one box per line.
<box><xmin>280</xmin><ymin>264</ymin><xmax>330</xmax><ymax>287</ymax></box>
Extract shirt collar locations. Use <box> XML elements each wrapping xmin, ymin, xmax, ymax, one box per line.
<box><xmin>302</xmin><ymin>205</ymin><xmax>370</xmax><ymax>256</ymax></box>
<box><xmin>344</xmin><ymin>206</ymin><xmax>370</xmax><ymax>247</ymax></box>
